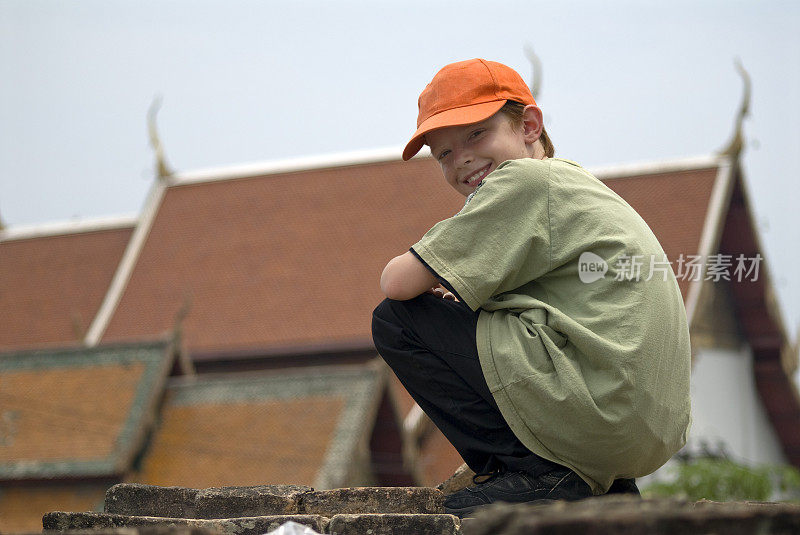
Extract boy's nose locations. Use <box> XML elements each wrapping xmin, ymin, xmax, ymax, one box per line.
<box><xmin>454</xmin><ymin>150</ymin><xmax>473</xmax><ymax>168</ymax></box>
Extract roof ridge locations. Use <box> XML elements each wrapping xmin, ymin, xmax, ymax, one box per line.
<box><xmin>589</xmin><ymin>154</ymin><xmax>726</xmax><ymax>180</ymax></box>
<box><xmin>0</xmin><ymin>214</ymin><xmax>138</xmax><ymax>243</ymax></box>
<box><xmin>84</xmin><ymin>181</ymin><xmax>168</xmax><ymax>346</ymax></box>
<box><xmin>171</xmin><ymin>146</ymin><xmax>428</xmax><ymax>186</ymax></box>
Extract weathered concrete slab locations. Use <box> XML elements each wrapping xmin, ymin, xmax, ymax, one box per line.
<box><xmin>105</xmin><ymin>484</ymin><xmax>199</xmax><ymax>518</ymax></box>
<box><xmin>42</xmin><ymin>511</ymin><xmax>329</xmax><ymax>535</ymax></box>
<box><xmin>195</xmin><ymin>485</ymin><xmax>312</xmax><ymax>518</ymax></box>
<box><xmin>462</xmin><ymin>495</ymin><xmax>800</xmax><ymax>535</ymax></box>
<box><xmin>104</xmin><ymin>484</ymin><xmax>313</xmax><ymax>519</ymax></box>
<box><xmin>301</xmin><ymin>487</ymin><xmax>444</xmax><ymax>515</ymax></box>
<box><xmin>328</xmin><ymin>513</ymin><xmax>461</xmax><ymax>535</ymax></box>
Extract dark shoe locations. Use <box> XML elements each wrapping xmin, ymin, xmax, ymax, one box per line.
<box><xmin>443</xmin><ymin>467</ymin><xmax>592</xmax><ymax>518</ymax></box>
<box><xmin>606</xmin><ymin>478</ymin><xmax>641</xmax><ymax>496</ymax></box>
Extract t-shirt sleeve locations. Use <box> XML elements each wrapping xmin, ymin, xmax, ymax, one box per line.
<box><xmin>410</xmin><ymin>159</ymin><xmax>552</xmax><ymax>311</ymax></box>
<box><xmin>408</xmin><ymin>247</ymin><xmax>465</xmax><ymax>302</ymax></box>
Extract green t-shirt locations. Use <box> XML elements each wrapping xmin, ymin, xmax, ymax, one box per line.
<box><xmin>411</xmin><ymin>157</ymin><xmax>691</xmax><ymax>494</ymax></box>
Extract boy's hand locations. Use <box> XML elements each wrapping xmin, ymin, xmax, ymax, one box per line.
<box><xmin>426</xmin><ymin>284</ymin><xmax>458</xmax><ymax>301</ymax></box>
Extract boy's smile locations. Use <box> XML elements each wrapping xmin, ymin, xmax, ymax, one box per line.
<box><xmin>425</xmin><ymin>108</ymin><xmax>541</xmax><ymax>197</ymax></box>
<box><xmin>462</xmin><ymin>163</ymin><xmax>492</xmax><ymax>188</ymax></box>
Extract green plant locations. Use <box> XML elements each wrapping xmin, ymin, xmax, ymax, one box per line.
<box><xmin>643</xmin><ymin>457</ymin><xmax>800</xmax><ymax>502</ymax></box>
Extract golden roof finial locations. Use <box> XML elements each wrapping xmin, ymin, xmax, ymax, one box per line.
<box><xmin>148</xmin><ymin>95</ymin><xmax>174</xmax><ymax>180</ymax></box>
<box><xmin>718</xmin><ymin>58</ymin><xmax>751</xmax><ymax>158</ymax></box>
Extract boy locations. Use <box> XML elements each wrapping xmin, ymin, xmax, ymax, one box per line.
<box><xmin>371</xmin><ymin>58</ymin><xmax>691</xmax><ymax>517</ymax></box>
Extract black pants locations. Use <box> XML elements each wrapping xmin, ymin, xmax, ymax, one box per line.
<box><xmin>371</xmin><ymin>293</ymin><xmax>559</xmax><ymax>477</ymax></box>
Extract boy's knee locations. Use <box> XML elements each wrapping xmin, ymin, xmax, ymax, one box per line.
<box><xmin>372</xmin><ymin>298</ymin><xmax>398</xmax><ymax>346</ymax></box>
<box><xmin>372</xmin><ymin>296</ymin><xmax>420</xmax><ymax>324</ymax></box>
<box><xmin>372</xmin><ymin>297</ymin><xmax>417</xmax><ymax>354</ymax></box>
<box><xmin>372</xmin><ymin>297</ymin><xmax>396</xmax><ymax>324</ymax></box>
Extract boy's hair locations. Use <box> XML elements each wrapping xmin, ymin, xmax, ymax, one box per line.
<box><xmin>499</xmin><ymin>101</ymin><xmax>555</xmax><ymax>158</ymax></box>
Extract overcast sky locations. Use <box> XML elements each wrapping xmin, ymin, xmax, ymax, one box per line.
<box><xmin>1</xmin><ymin>0</ymin><xmax>798</xmax><ymax>333</ymax></box>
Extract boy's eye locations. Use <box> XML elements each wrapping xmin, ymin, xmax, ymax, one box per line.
<box><xmin>469</xmin><ymin>129</ymin><xmax>485</xmax><ymax>139</ymax></box>
<box><xmin>437</xmin><ymin>149</ymin><xmax>450</xmax><ymax>161</ymax></box>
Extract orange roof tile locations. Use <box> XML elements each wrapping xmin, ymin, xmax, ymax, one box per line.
<box><xmin>0</xmin><ymin>363</ymin><xmax>144</xmax><ymax>462</ymax></box>
<box><xmin>0</xmin><ymin>341</ymin><xmax>173</xmax><ymax>480</ymax></box>
<box><xmin>0</xmin><ymin>226</ymin><xmax>133</xmax><ymax>351</ymax></box>
<box><xmin>133</xmin><ymin>365</ymin><xmax>385</xmax><ymax>490</ymax></box>
<box><xmin>138</xmin><ymin>394</ymin><xmax>345</xmax><ymax>488</ymax></box>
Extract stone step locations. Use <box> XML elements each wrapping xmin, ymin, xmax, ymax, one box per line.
<box><xmin>42</xmin><ymin>511</ymin><xmax>462</xmax><ymax>535</ymax></box>
<box><xmin>104</xmin><ymin>484</ymin><xmax>312</xmax><ymax>519</ymax></box>
<box><xmin>43</xmin><ymin>486</ymin><xmax>800</xmax><ymax>535</ymax></box>
<box><xmin>300</xmin><ymin>487</ymin><xmax>443</xmax><ymax>516</ymax></box>
<box><xmin>103</xmin><ymin>484</ymin><xmax>443</xmax><ymax>519</ymax></box>
<box><xmin>462</xmin><ymin>495</ymin><xmax>800</xmax><ymax>535</ymax></box>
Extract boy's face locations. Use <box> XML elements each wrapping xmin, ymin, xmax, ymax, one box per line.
<box><xmin>425</xmin><ymin>109</ymin><xmax>535</xmax><ymax>197</ymax></box>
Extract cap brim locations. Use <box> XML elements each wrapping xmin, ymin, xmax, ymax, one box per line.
<box><xmin>402</xmin><ymin>100</ymin><xmax>507</xmax><ymax>161</ymax></box>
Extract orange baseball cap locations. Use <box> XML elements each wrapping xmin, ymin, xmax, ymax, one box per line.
<box><xmin>402</xmin><ymin>58</ymin><xmax>537</xmax><ymax>161</ymax></box>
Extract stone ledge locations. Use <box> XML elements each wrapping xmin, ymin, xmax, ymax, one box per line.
<box><xmin>300</xmin><ymin>487</ymin><xmax>444</xmax><ymax>515</ymax></box>
<box><xmin>105</xmin><ymin>484</ymin><xmax>200</xmax><ymax>518</ymax></box>
<box><xmin>102</xmin><ymin>484</ymin><xmax>443</xmax><ymax>519</ymax></box>
<box><xmin>41</xmin><ymin>511</ymin><xmax>462</xmax><ymax>535</ymax></box>
<box><xmin>462</xmin><ymin>495</ymin><xmax>800</xmax><ymax>535</ymax></box>
<box><xmin>104</xmin><ymin>484</ymin><xmax>313</xmax><ymax>519</ymax></box>
<box><xmin>42</xmin><ymin>512</ymin><xmax>329</xmax><ymax>535</ymax></box>
<box><xmin>195</xmin><ymin>486</ymin><xmax>313</xmax><ymax>519</ymax></box>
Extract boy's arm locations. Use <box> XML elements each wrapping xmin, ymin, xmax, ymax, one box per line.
<box><xmin>380</xmin><ymin>251</ymin><xmax>439</xmax><ymax>300</ymax></box>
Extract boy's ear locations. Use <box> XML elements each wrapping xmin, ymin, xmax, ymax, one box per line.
<box><xmin>521</xmin><ymin>105</ymin><xmax>544</xmax><ymax>143</ymax></box>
